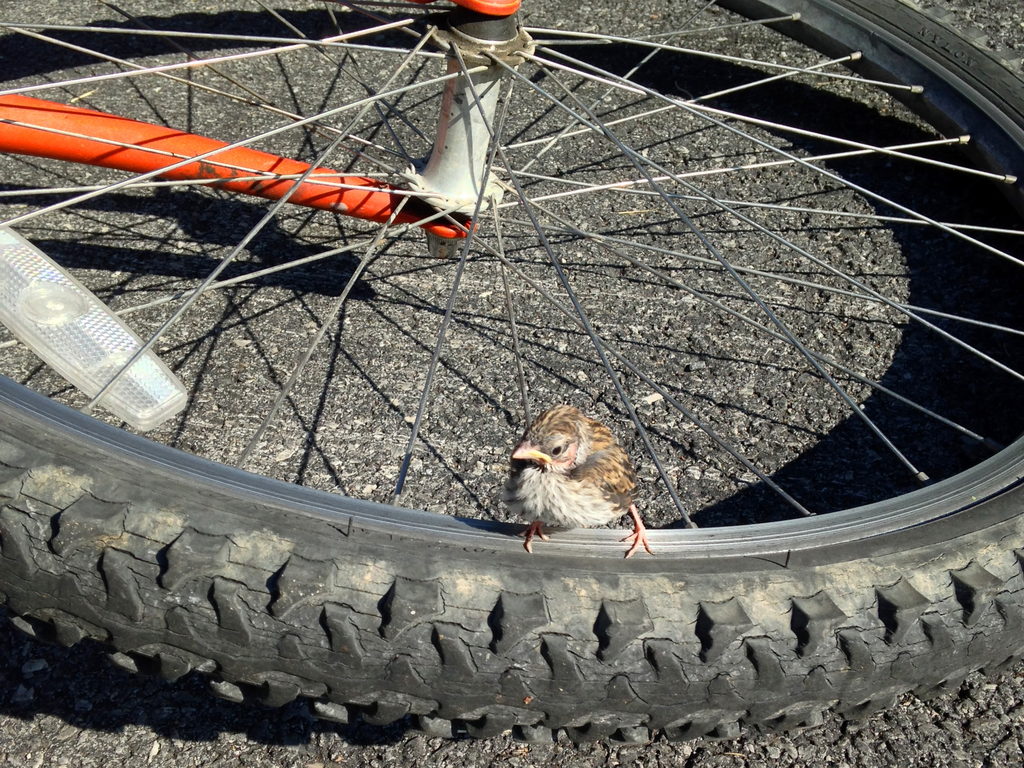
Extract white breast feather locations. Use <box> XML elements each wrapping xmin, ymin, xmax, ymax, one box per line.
<box><xmin>503</xmin><ymin>467</ymin><xmax>620</xmax><ymax>528</ymax></box>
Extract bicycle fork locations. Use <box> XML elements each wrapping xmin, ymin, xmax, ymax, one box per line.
<box><xmin>407</xmin><ymin>8</ymin><xmax>534</xmax><ymax>256</ymax></box>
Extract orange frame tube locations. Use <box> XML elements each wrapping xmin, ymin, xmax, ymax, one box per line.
<box><xmin>0</xmin><ymin>95</ymin><xmax>464</xmax><ymax>238</ymax></box>
<box><xmin>409</xmin><ymin>0</ymin><xmax>522</xmax><ymax>15</ymax></box>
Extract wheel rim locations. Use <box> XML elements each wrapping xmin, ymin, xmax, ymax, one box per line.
<box><xmin>0</xmin><ymin>0</ymin><xmax>1022</xmax><ymax>550</ymax></box>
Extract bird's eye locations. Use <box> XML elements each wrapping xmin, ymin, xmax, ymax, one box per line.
<box><xmin>551</xmin><ymin>445</ymin><xmax>564</xmax><ymax>457</ymax></box>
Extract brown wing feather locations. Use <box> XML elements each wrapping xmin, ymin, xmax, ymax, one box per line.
<box><xmin>571</xmin><ymin>418</ymin><xmax>636</xmax><ymax>513</ymax></box>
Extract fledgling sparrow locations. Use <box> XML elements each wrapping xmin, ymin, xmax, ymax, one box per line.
<box><xmin>502</xmin><ymin>404</ymin><xmax>654</xmax><ymax>558</ymax></box>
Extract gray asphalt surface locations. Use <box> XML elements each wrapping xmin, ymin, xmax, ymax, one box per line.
<box><xmin>2</xmin><ymin>0</ymin><xmax>1024</xmax><ymax>766</ymax></box>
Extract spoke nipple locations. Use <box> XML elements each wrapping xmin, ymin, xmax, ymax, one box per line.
<box><xmin>915</xmin><ymin>471</ymin><xmax>931</xmax><ymax>485</ymax></box>
<box><xmin>849</xmin><ymin>51</ymin><xmax>863</xmax><ymax>61</ymax></box>
<box><xmin>1002</xmin><ymin>174</ymin><xmax>1018</xmax><ymax>184</ymax></box>
<box><xmin>909</xmin><ymin>85</ymin><xmax>925</xmax><ymax>94</ymax></box>
<box><xmin>958</xmin><ymin>135</ymin><xmax>971</xmax><ymax>144</ymax></box>
<box><xmin>982</xmin><ymin>438</ymin><xmax>1006</xmax><ymax>452</ymax></box>
<box><xmin>789</xmin><ymin>12</ymin><xmax>801</xmax><ymax>21</ymax></box>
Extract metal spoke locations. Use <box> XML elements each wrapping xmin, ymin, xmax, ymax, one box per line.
<box><xmin>503</xmin><ymin>136</ymin><xmax>971</xmax><ymax>202</ymax></box>
<box><xmin>507</xmin><ymin>102</ymin><xmax>679</xmax><ymax>151</ymax></box>
<box><xmin>2</xmin><ymin>0</ymin><xmax>1019</xmax><ymax>528</ymax></box>
<box><xmin>3</xmin><ymin>25</ymin><xmax>414</xmax><ymax>178</ymax></box>
<box><xmin>463</xmin><ymin>27</ymin><xmax>1006</xmax><ymax>482</ymax></box>
<box><xmin>389</xmin><ymin>240</ymin><xmax>474</xmax><ymax>502</ymax></box>
<box><xmin>255</xmin><ymin>0</ymin><xmax>428</xmax><ymax>153</ymax></box>
<box><xmin>326</xmin><ymin>0</ymin><xmax>434</xmax><ymax>13</ymax></box>
<box><xmin>511</xmin><ymin>26</ymin><xmax>924</xmax><ymax>178</ymax></box>
<box><xmin>498</xmin><ymin>240</ymin><xmax>815</xmax><ymax>516</ymax></box>
<box><xmin>0</xmin><ymin>204</ymin><xmax>463</xmax><ymax>355</ymax></box>
<box><xmin>0</xmin><ymin>21</ymin><xmax>443</xmax><ymax>56</ymax></box>
<box><xmin>685</xmin><ymin>101</ymin><xmax>1015</xmax><ymax>182</ymax></box>
<box><xmin>498</xmin><ymin>56</ymin><xmax>932</xmax><ymax>483</ymax></box>
<box><xmin>528</xmin><ymin>31</ymin><xmax>923</xmax><ymax>91</ymax></box>
<box><xmin>511</xmin><ymin>50</ymin><xmax>1024</xmax><ymax>384</ymax></box>
<box><xmin>113</xmin><ymin>205</ymin><xmax>461</xmax><ymax>316</ymax></box>
<box><xmin>0</xmin><ymin>20</ymin><xmax>428</xmax><ymax>99</ymax></box>
<box><xmin>437</xmin><ymin>54</ymin><xmax>535</xmax><ymax>426</ymax></box>
<box><xmin>508</xmin><ymin>200</ymin><xmax>1003</xmax><ymax>451</ymax></box>
<box><xmin>691</xmin><ymin>52</ymin><xmax>910</xmax><ymax>102</ymax></box>
<box><xmin>238</xmin><ymin>197</ymin><xmax>410</xmax><ymax>466</ymax></box>
<box><xmin>470</xmin><ymin>201</ymin><xmax>814</xmax><ymax>517</ymax></box>
<box><xmin>509</xmin><ymin>101</ymin><xmax>968</xmax><ymax>171</ymax></box>
<box><xmin>391</xmin><ymin>58</ymin><xmax>513</xmax><ymax>503</ymax></box>
<box><xmin>500</xmin><ymin>213</ymin><xmax>1024</xmax><ymax>342</ymax></box>
<box><xmin>647</xmin><ymin>14</ymin><xmax>801</xmax><ymax>36</ymax></box>
<box><xmin>531</xmin><ymin>47</ymin><xmax>1016</xmax><ymax>187</ymax></box>
<box><xmin>82</xmin><ymin>134</ymin><xmax>352</xmax><ymax>414</ymax></box>
<box><xmin>475</xmin><ymin>50</ymin><xmax>701</xmax><ymax>524</ymax></box>
<box><xmin>530</xmin><ymin>46</ymin><xmax>1024</xmax><ymax>263</ymax></box>
<box><xmin>328</xmin><ymin>1</ymin><xmax>428</xmax><ymax>44</ymax></box>
<box><xmin>639</xmin><ymin>14</ymin><xmax>801</xmax><ymax>38</ymax></box>
<box><xmin>528</xmin><ymin>18</ymin><xmax>795</xmax><ymax>45</ymax></box>
<box><xmin>532</xmin><ymin>14</ymin><xmax>801</xmax><ymax>45</ymax></box>
<box><xmin>490</xmin><ymin>203</ymin><xmax>532</xmax><ymax>426</ymax></box>
<box><xmin>497</xmin><ymin>167</ymin><xmax>1024</xmax><ymax>238</ymax></box>
<box><xmin>0</xmin><ymin>172</ymin><xmax>456</xmax><ymax>203</ymax></box>
<box><xmin>4</xmin><ymin>54</ymin><xmax>486</xmax><ymax>227</ymax></box>
<box><xmin>81</xmin><ymin>28</ymin><xmax>441</xmax><ymax>414</ymax></box>
<box><xmin>502</xmin><ymin>182</ymin><xmax>700</xmax><ymax>525</ymax></box>
<box><xmin>516</xmin><ymin>1</ymin><xmax>717</xmax><ymax>175</ymax></box>
<box><xmin>101</xmin><ymin>0</ymin><xmax>277</xmax><ymax>109</ymax></box>
<box><xmin>0</xmin><ymin>114</ymin><xmax>394</xmax><ymax>191</ymax></box>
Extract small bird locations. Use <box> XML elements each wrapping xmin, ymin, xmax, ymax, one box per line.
<box><xmin>502</xmin><ymin>404</ymin><xmax>654</xmax><ymax>558</ymax></box>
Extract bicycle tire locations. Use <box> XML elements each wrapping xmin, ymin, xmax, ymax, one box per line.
<box><xmin>1</xmin><ymin>0</ymin><xmax>1024</xmax><ymax>743</ymax></box>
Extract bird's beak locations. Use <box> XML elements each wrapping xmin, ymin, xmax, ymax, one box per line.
<box><xmin>512</xmin><ymin>443</ymin><xmax>552</xmax><ymax>466</ymax></box>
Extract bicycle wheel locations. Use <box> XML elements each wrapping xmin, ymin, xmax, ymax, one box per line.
<box><xmin>1</xmin><ymin>0</ymin><xmax>1023</xmax><ymax>742</ymax></box>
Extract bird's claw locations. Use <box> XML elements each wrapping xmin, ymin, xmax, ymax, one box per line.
<box><xmin>622</xmin><ymin>503</ymin><xmax>654</xmax><ymax>558</ymax></box>
<box><xmin>519</xmin><ymin>521</ymin><xmax>550</xmax><ymax>553</ymax></box>
<box><xmin>620</xmin><ymin>528</ymin><xmax>654</xmax><ymax>558</ymax></box>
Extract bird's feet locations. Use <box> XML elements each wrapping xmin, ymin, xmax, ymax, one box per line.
<box><xmin>519</xmin><ymin>520</ymin><xmax>550</xmax><ymax>553</ymax></box>
<box><xmin>621</xmin><ymin>504</ymin><xmax>654</xmax><ymax>558</ymax></box>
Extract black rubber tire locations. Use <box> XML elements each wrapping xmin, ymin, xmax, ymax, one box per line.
<box><xmin>2</xmin><ymin>0</ymin><xmax>1024</xmax><ymax>744</ymax></box>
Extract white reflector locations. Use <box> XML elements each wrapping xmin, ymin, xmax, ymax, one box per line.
<box><xmin>0</xmin><ymin>227</ymin><xmax>186</xmax><ymax>431</ymax></box>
